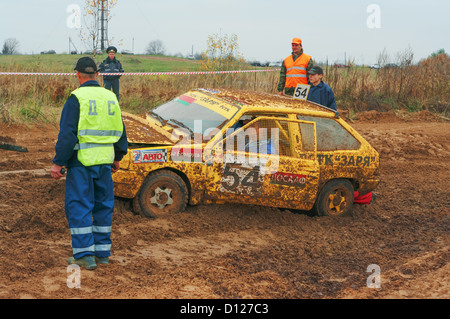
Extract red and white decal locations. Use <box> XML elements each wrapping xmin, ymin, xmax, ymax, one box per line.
<box><xmin>133</xmin><ymin>149</ymin><xmax>167</xmax><ymax>164</ymax></box>
<box><xmin>270</xmin><ymin>172</ymin><xmax>306</xmax><ymax>187</ymax></box>
<box><xmin>171</xmin><ymin>147</ymin><xmax>202</xmax><ymax>162</ymax></box>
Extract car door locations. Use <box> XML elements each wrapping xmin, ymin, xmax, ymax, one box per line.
<box><xmin>203</xmin><ymin>116</ymin><xmax>320</xmax><ymax>211</ymax></box>
<box><xmin>257</xmin><ymin>116</ymin><xmax>320</xmax><ymax>210</ymax></box>
<box><xmin>202</xmin><ymin>116</ymin><xmax>269</xmax><ymax>206</ymax></box>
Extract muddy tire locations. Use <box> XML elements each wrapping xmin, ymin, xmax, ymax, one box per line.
<box><xmin>132</xmin><ymin>196</ymin><xmax>143</xmax><ymax>216</ymax></box>
<box><xmin>314</xmin><ymin>179</ymin><xmax>354</xmax><ymax>217</ymax></box>
<box><xmin>136</xmin><ymin>170</ymin><xmax>188</xmax><ymax>218</ymax></box>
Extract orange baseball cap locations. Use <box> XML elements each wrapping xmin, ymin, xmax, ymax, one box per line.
<box><xmin>292</xmin><ymin>37</ymin><xmax>302</xmax><ymax>44</ymax></box>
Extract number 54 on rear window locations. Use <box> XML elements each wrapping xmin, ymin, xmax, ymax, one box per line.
<box><xmin>293</xmin><ymin>84</ymin><xmax>311</xmax><ymax>100</ymax></box>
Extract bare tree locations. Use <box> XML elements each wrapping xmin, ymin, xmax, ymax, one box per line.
<box><xmin>396</xmin><ymin>46</ymin><xmax>415</xmax><ymax>100</ymax></box>
<box><xmin>202</xmin><ymin>33</ymin><xmax>245</xmax><ymax>71</ymax></box>
<box><xmin>146</xmin><ymin>40</ymin><xmax>165</xmax><ymax>55</ymax></box>
<box><xmin>79</xmin><ymin>0</ymin><xmax>119</xmax><ymax>54</ymax></box>
<box><xmin>2</xmin><ymin>38</ymin><xmax>20</xmax><ymax>55</ymax></box>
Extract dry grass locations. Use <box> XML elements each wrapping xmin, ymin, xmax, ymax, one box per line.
<box><xmin>325</xmin><ymin>53</ymin><xmax>449</xmax><ymax>114</ymax></box>
<box><xmin>0</xmin><ymin>69</ymin><xmax>279</xmax><ymax>123</ymax></box>
<box><xmin>0</xmin><ymin>54</ymin><xmax>448</xmax><ymax>124</ymax></box>
<box><xmin>121</xmin><ymin>70</ymin><xmax>280</xmax><ymax>114</ymax></box>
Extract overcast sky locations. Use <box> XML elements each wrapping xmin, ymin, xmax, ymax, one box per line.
<box><xmin>1</xmin><ymin>0</ymin><xmax>449</xmax><ymax>65</ymax></box>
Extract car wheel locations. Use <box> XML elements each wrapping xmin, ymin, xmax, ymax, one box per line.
<box><xmin>132</xmin><ymin>196</ymin><xmax>143</xmax><ymax>215</ymax></box>
<box><xmin>137</xmin><ymin>170</ymin><xmax>188</xmax><ymax>218</ymax></box>
<box><xmin>314</xmin><ymin>180</ymin><xmax>354</xmax><ymax>217</ymax></box>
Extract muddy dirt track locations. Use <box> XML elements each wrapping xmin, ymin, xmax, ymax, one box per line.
<box><xmin>0</xmin><ymin>110</ymin><xmax>448</xmax><ymax>300</ymax></box>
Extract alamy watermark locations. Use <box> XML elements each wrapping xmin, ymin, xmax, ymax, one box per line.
<box><xmin>366</xmin><ymin>264</ymin><xmax>381</xmax><ymax>288</ymax></box>
<box><xmin>367</xmin><ymin>4</ymin><xmax>381</xmax><ymax>29</ymax></box>
<box><xmin>68</xmin><ymin>4</ymin><xmax>381</xmax><ymax>30</ymax></box>
<box><xmin>170</xmin><ymin>120</ymin><xmax>281</xmax><ymax>173</ymax></box>
<box><xmin>67</xmin><ymin>264</ymin><xmax>81</xmax><ymax>288</ymax></box>
<box><xmin>66</xmin><ymin>4</ymin><xmax>81</xmax><ymax>29</ymax></box>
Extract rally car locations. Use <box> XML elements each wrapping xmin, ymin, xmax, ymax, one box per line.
<box><xmin>113</xmin><ymin>88</ymin><xmax>379</xmax><ymax>218</ymax></box>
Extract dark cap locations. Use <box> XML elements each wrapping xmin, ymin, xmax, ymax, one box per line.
<box><xmin>106</xmin><ymin>46</ymin><xmax>117</xmax><ymax>53</ymax></box>
<box><xmin>74</xmin><ymin>57</ymin><xmax>98</xmax><ymax>74</ymax></box>
<box><xmin>308</xmin><ymin>66</ymin><xmax>323</xmax><ymax>75</ymax></box>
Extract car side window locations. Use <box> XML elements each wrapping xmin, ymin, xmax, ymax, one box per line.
<box><xmin>298</xmin><ymin>122</ymin><xmax>315</xmax><ymax>151</ymax></box>
<box><xmin>297</xmin><ymin>116</ymin><xmax>361</xmax><ymax>151</ymax></box>
<box><xmin>224</xmin><ymin>117</ymin><xmax>293</xmax><ymax>156</ymax></box>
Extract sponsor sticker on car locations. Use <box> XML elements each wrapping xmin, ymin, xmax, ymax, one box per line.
<box><xmin>133</xmin><ymin>149</ymin><xmax>167</xmax><ymax>164</ymax></box>
<box><xmin>270</xmin><ymin>172</ymin><xmax>307</xmax><ymax>187</ymax></box>
<box><xmin>171</xmin><ymin>147</ymin><xmax>203</xmax><ymax>163</ymax></box>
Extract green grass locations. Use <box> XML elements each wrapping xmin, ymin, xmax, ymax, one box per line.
<box><xmin>0</xmin><ymin>53</ymin><xmax>202</xmax><ymax>73</ymax></box>
<box><xmin>0</xmin><ymin>53</ymin><xmax>271</xmax><ymax>124</ymax></box>
<box><xmin>0</xmin><ymin>54</ymin><xmax>76</xmax><ymax>72</ymax></box>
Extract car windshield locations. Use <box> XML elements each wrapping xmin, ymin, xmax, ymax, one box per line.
<box><xmin>150</xmin><ymin>93</ymin><xmax>233</xmax><ymax>140</ymax></box>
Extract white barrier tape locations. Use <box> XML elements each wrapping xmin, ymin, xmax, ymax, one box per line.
<box><xmin>0</xmin><ymin>69</ymin><xmax>280</xmax><ymax>76</ymax></box>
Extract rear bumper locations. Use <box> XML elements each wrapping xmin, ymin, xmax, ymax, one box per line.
<box><xmin>357</xmin><ymin>178</ymin><xmax>380</xmax><ymax>196</ymax></box>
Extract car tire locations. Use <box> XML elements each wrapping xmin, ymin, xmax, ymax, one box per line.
<box><xmin>136</xmin><ymin>170</ymin><xmax>189</xmax><ymax>218</ymax></box>
<box><xmin>314</xmin><ymin>179</ymin><xmax>354</xmax><ymax>217</ymax></box>
<box><xmin>132</xmin><ymin>195</ymin><xmax>143</xmax><ymax>216</ymax></box>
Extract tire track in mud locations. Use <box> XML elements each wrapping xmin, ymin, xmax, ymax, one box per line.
<box><xmin>1</xmin><ymin>116</ymin><xmax>449</xmax><ymax>299</ymax></box>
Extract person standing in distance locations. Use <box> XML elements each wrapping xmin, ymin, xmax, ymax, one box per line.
<box><xmin>278</xmin><ymin>37</ymin><xmax>313</xmax><ymax>96</ymax></box>
<box><xmin>51</xmin><ymin>57</ymin><xmax>128</xmax><ymax>270</ymax></box>
<box><xmin>99</xmin><ymin>46</ymin><xmax>124</xmax><ymax>101</ymax></box>
<box><xmin>306</xmin><ymin>66</ymin><xmax>337</xmax><ymax>110</ymax></box>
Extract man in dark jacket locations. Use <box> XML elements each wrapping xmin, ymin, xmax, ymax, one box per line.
<box><xmin>304</xmin><ymin>67</ymin><xmax>376</xmax><ymax>204</ymax></box>
<box><xmin>99</xmin><ymin>46</ymin><xmax>124</xmax><ymax>101</ymax></box>
<box><xmin>306</xmin><ymin>65</ymin><xmax>337</xmax><ymax>110</ymax></box>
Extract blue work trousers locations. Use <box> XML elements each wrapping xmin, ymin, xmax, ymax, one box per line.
<box><xmin>65</xmin><ymin>165</ymin><xmax>114</xmax><ymax>259</ymax></box>
<box><xmin>104</xmin><ymin>79</ymin><xmax>120</xmax><ymax>101</ymax></box>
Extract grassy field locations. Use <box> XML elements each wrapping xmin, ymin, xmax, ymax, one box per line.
<box><xmin>0</xmin><ymin>53</ymin><xmax>448</xmax><ymax>124</ymax></box>
<box><xmin>0</xmin><ymin>53</ymin><xmax>277</xmax><ymax>123</ymax></box>
<box><xmin>0</xmin><ymin>53</ymin><xmax>202</xmax><ymax>73</ymax></box>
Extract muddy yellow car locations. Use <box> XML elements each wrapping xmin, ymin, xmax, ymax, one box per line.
<box><xmin>113</xmin><ymin>89</ymin><xmax>379</xmax><ymax>218</ymax></box>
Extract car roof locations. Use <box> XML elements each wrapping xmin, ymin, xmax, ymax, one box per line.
<box><xmin>195</xmin><ymin>88</ymin><xmax>338</xmax><ymax>117</ymax></box>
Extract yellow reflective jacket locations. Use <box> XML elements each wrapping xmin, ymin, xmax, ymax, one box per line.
<box><xmin>71</xmin><ymin>86</ymin><xmax>123</xmax><ymax>167</ymax></box>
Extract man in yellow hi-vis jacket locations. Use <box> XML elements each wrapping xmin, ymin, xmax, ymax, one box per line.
<box><xmin>51</xmin><ymin>57</ymin><xmax>128</xmax><ymax>270</ymax></box>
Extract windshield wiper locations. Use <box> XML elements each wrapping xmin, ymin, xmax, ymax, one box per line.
<box><xmin>169</xmin><ymin>118</ymin><xmax>194</xmax><ymax>135</ymax></box>
<box><xmin>148</xmin><ymin>111</ymin><xmax>167</xmax><ymax>126</ymax></box>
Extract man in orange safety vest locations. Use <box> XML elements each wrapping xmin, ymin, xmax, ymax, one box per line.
<box><xmin>277</xmin><ymin>37</ymin><xmax>313</xmax><ymax>96</ymax></box>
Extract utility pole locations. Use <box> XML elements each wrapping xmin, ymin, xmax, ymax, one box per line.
<box><xmin>98</xmin><ymin>0</ymin><xmax>109</xmax><ymax>51</ymax></box>
<box><xmin>69</xmin><ymin>37</ymin><xmax>78</xmax><ymax>54</ymax></box>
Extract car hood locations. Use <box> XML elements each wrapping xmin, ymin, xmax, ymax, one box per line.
<box><xmin>122</xmin><ymin>111</ymin><xmax>176</xmax><ymax>146</ymax></box>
